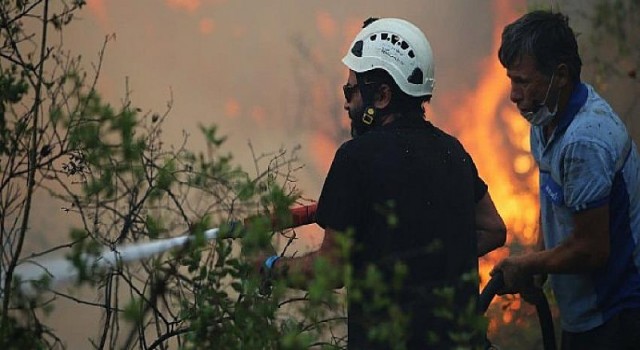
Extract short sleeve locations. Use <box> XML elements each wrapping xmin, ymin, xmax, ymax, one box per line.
<box><xmin>464</xmin><ymin>149</ymin><xmax>488</xmax><ymax>203</ymax></box>
<box><xmin>562</xmin><ymin>141</ymin><xmax>615</xmax><ymax>212</ymax></box>
<box><xmin>315</xmin><ymin>145</ymin><xmax>364</xmax><ymax>231</ymax></box>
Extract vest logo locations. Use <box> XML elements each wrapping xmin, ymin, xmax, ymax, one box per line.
<box><xmin>541</xmin><ymin>173</ymin><xmax>564</xmax><ymax>206</ymax></box>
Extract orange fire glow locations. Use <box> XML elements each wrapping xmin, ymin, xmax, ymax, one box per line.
<box><xmin>250</xmin><ymin>106</ymin><xmax>266</xmax><ymax>124</ymax></box>
<box><xmin>443</xmin><ymin>0</ymin><xmax>538</xmax><ymax>330</ymax></box>
<box><xmin>166</xmin><ymin>0</ymin><xmax>201</xmax><ymax>13</ymax></box>
<box><xmin>316</xmin><ymin>11</ymin><xmax>338</xmax><ymax>39</ymax></box>
<box><xmin>199</xmin><ymin>18</ymin><xmax>215</xmax><ymax>35</ymax></box>
<box><xmin>86</xmin><ymin>0</ymin><xmax>109</xmax><ymax>27</ymax></box>
<box><xmin>342</xmin><ymin>18</ymin><xmax>365</xmax><ymax>58</ymax></box>
<box><xmin>448</xmin><ymin>0</ymin><xmax>538</xmax><ymax>283</ymax></box>
<box><xmin>310</xmin><ymin>132</ymin><xmax>336</xmax><ymax>176</ymax></box>
<box><xmin>224</xmin><ymin>98</ymin><xmax>241</xmax><ymax>119</ymax></box>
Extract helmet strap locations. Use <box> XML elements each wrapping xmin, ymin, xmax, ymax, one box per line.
<box><xmin>353</xmin><ymin>72</ymin><xmax>380</xmax><ymax>136</ymax></box>
<box><xmin>362</xmin><ymin>107</ymin><xmax>375</xmax><ymax>125</ymax></box>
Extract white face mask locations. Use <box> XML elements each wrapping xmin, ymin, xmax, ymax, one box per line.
<box><xmin>521</xmin><ymin>73</ymin><xmax>558</xmax><ymax>126</ymax></box>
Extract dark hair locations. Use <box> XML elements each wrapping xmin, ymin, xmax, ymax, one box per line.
<box><xmin>498</xmin><ymin>10</ymin><xmax>582</xmax><ymax>81</ymax></box>
<box><xmin>361</xmin><ymin>69</ymin><xmax>429</xmax><ymax>118</ymax></box>
<box><xmin>362</xmin><ymin>17</ymin><xmax>379</xmax><ymax>28</ymax></box>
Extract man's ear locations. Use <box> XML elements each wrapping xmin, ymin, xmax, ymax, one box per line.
<box><xmin>557</xmin><ymin>63</ymin><xmax>570</xmax><ymax>88</ymax></box>
<box><xmin>374</xmin><ymin>84</ymin><xmax>392</xmax><ymax>109</ymax></box>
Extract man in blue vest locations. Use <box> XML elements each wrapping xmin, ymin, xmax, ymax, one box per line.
<box><xmin>493</xmin><ymin>10</ymin><xmax>640</xmax><ymax>350</ymax></box>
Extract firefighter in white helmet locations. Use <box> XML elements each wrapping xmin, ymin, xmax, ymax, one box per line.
<box><xmin>341</xmin><ymin>17</ymin><xmax>435</xmax><ymax>137</ymax></box>
<box><xmin>257</xmin><ymin>17</ymin><xmax>506</xmax><ymax>349</ymax></box>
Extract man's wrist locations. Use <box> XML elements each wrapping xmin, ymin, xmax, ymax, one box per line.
<box><xmin>263</xmin><ymin>255</ymin><xmax>289</xmax><ymax>279</ymax></box>
<box><xmin>264</xmin><ymin>255</ymin><xmax>281</xmax><ymax>270</ymax></box>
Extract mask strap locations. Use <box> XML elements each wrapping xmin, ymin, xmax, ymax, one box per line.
<box><xmin>541</xmin><ymin>72</ymin><xmax>556</xmax><ymax>105</ymax></box>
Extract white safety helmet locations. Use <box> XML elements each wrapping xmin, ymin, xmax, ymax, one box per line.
<box><xmin>342</xmin><ymin>18</ymin><xmax>435</xmax><ymax>97</ymax></box>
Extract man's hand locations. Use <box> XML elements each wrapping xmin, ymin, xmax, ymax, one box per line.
<box><xmin>250</xmin><ymin>251</ymin><xmax>271</xmax><ymax>275</ymax></box>
<box><xmin>247</xmin><ymin>250</ymin><xmax>282</xmax><ymax>296</ymax></box>
<box><xmin>491</xmin><ymin>255</ymin><xmax>534</xmax><ymax>295</ymax></box>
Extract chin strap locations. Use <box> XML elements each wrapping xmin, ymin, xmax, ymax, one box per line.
<box><xmin>352</xmin><ymin>72</ymin><xmax>380</xmax><ymax>137</ymax></box>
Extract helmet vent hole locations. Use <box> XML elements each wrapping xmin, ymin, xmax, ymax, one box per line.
<box><xmin>351</xmin><ymin>40</ymin><xmax>364</xmax><ymax>57</ymax></box>
<box><xmin>381</xmin><ymin>33</ymin><xmax>389</xmax><ymax>40</ymax></box>
<box><xmin>370</xmin><ymin>34</ymin><xmax>377</xmax><ymax>41</ymax></box>
<box><xmin>408</xmin><ymin>50</ymin><xmax>415</xmax><ymax>58</ymax></box>
<box><xmin>391</xmin><ymin>35</ymin><xmax>399</xmax><ymax>44</ymax></box>
<box><xmin>408</xmin><ymin>68</ymin><xmax>423</xmax><ymax>84</ymax></box>
<box><xmin>401</xmin><ymin>41</ymin><xmax>409</xmax><ymax>50</ymax></box>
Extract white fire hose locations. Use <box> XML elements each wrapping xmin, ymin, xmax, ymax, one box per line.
<box><xmin>1</xmin><ymin>204</ymin><xmax>317</xmax><ymax>297</ymax></box>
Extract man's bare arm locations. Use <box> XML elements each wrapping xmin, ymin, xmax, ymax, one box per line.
<box><xmin>271</xmin><ymin>227</ymin><xmax>345</xmax><ymax>289</ymax></box>
<box><xmin>522</xmin><ymin>205</ymin><xmax>610</xmax><ymax>274</ymax></box>
<box><xmin>493</xmin><ymin>205</ymin><xmax>610</xmax><ymax>294</ymax></box>
<box><xmin>476</xmin><ymin>192</ymin><xmax>507</xmax><ymax>256</ymax></box>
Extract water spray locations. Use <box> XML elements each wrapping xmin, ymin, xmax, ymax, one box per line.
<box><xmin>2</xmin><ymin>204</ymin><xmax>317</xmax><ymax>297</ymax></box>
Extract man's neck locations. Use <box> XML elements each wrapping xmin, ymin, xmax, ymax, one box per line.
<box><xmin>543</xmin><ymin>82</ymin><xmax>577</xmax><ymax>141</ymax></box>
<box><xmin>380</xmin><ymin>114</ymin><xmax>396</xmax><ymax>126</ymax></box>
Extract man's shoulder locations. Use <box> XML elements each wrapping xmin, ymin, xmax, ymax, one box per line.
<box><xmin>335</xmin><ymin>137</ymin><xmax>365</xmax><ymax>155</ymax></box>
<box><xmin>333</xmin><ymin>137</ymin><xmax>377</xmax><ymax>161</ymax></box>
<box><xmin>340</xmin><ymin>121</ymin><xmax>466</xmax><ymax>152</ymax></box>
<box><xmin>425</xmin><ymin>123</ymin><xmax>467</xmax><ymax>152</ymax></box>
<box><xmin>567</xmin><ymin>91</ymin><xmax>628</xmax><ymax>145</ymax></box>
<box><xmin>578</xmin><ymin>83</ymin><xmax>620</xmax><ymax>123</ymax></box>
<box><xmin>393</xmin><ymin>120</ymin><xmax>465</xmax><ymax>148</ymax></box>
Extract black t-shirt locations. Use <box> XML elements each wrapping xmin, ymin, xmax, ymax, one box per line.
<box><xmin>316</xmin><ymin>117</ymin><xmax>488</xmax><ymax>349</ymax></box>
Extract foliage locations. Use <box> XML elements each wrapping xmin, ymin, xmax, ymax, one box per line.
<box><xmin>552</xmin><ymin>0</ymin><xmax>640</xmax><ymax>123</ymax></box>
<box><xmin>582</xmin><ymin>0</ymin><xmax>639</xmax><ymax>82</ymax></box>
<box><xmin>0</xmin><ymin>1</ymin><xmax>346</xmax><ymax>349</ymax></box>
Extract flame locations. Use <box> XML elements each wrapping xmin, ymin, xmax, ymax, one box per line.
<box><xmin>446</xmin><ymin>1</ymin><xmax>537</xmax><ymax>254</ymax></box>
<box><xmin>443</xmin><ymin>0</ymin><xmax>538</xmax><ymax>328</ymax></box>
<box><xmin>199</xmin><ymin>18</ymin><xmax>215</xmax><ymax>35</ymax></box>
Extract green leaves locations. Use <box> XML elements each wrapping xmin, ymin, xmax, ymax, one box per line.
<box><xmin>65</xmin><ymin>228</ymin><xmax>101</xmax><ymax>284</ymax></box>
<box><xmin>0</xmin><ymin>66</ymin><xmax>29</xmax><ymax>103</ymax></box>
<box><xmin>199</xmin><ymin>123</ymin><xmax>228</xmax><ymax>147</ymax></box>
<box><xmin>156</xmin><ymin>158</ymin><xmax>176</xmax><ymax>190</ymax></box>
<box><xmin>145</xmin><ymin>215</ymin><xmax>166</xmax><ymax>239</ymax></box>
<box><xmin>0</xmin><ymin>65</ymin><xmax>29</xmax><ymax>155</ymax></box>
<box><xmin>123</xmin><ymin>297</ymin><xmax>144</xmax><ymax>324</ymax></box>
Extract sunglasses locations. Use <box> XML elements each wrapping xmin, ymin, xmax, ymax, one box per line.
<box><xmin>342</xmin><ymin>81</ymin><xmax>378</xmax><ymax>102</ymax></box>
<box><xmin>342</xmin><ymin>83</ymin><xmax>359</xmax><ymax>103</ymax></box>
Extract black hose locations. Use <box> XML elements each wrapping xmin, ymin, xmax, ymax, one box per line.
<box><xmin>529</xmin><ymin>287</ymin><xmax>557</xmax><ymax>350</ymax></box>
<box><xmin>478</xmin><ymin>271</ymin><xmax>557</xmax><ymax>350</ymax></box>
<box><xmin>478</xmin><ymin>271</ymin><xmax>505</xmax><ymax>314</ymax></box>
